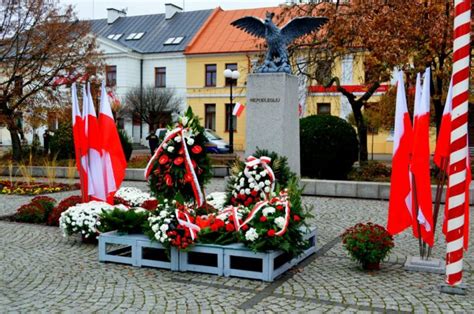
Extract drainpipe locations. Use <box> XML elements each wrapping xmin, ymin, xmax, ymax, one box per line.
<box><xmin>140</xmin><ymin>58</ymin><xmax>143</xmax><ymax>141</ymax></box>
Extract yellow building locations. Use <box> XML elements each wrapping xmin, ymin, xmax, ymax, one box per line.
<box><xmin>185</xmin><ymin>7</ymin><xmax>436</xmax><ymax>155</ymax></box>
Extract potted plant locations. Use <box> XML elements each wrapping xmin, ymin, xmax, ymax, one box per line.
<box><xmin>342</xmin><ymin>222</ymin><xmax>394</xmax><ymax>270</ymax></box>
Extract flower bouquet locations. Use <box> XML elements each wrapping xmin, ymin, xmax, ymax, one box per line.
<box><xmin>342</xmin><ymin>222</ymin><xmax>394</xmax><ymax>270</ymax></box>
<box><xmin>115</xmin><ymin>186</ymin><xmax>155</xmax><ymax>207</ymax></box>
<box><xmin>147</xmin><ymin>201</ymin><xmax>199</xmax><ymax>251</ymax></box>
<box><xmin>226</xmin><ymin>149</ymin><xmax>296</xmax><ymax>207</ymax></box>
<box><xmin>145</xmin><ymin>108</ymin><xmax>212</xmax><ymax>206</ymax></box>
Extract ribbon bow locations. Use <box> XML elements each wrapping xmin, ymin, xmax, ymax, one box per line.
<box><xmin>175</xmin><ymin>208</ymin><xmax>201</xmax><ymax>241</ymax></box>
<box><xmin>244</xmin><ymin>155</ymin><xmax>275</xmax><ymax>199</ymax></box>
<box><xmin>144</xmin><ymin>126</ymin><xmax>205</xmax><ymax>207</ymax></box>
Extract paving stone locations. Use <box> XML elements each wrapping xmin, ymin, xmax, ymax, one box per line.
<box><xmin>0</xmin><ymin>181</ymin><xmax>473</xmax><ymax>312</ymax></box>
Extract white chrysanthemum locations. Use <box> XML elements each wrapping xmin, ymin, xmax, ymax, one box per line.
<box><xmin>264</xmin><ymin>187</ymin><xmax>270</xmax><ymax>193</ymax></box>
<box><xmin>245</xmin><ymin>188</ymin><xmax>251</xmax><ymax>195</ymax></box>
<box><xmin>167</xmin><ymin>146</ymin><xmax>175</xmax><ymax>152</ymax></box>
<box><xmin>187</xmin><ymin>138</ymin><xmax>195</xmax><ymax>146</ymax></box>
<box><xmin>255</xmin><ymin>175</ymin><xmax>261</xmax><ymax>181</ymax></box>
<box><xmin>206</xmin><ymin>192</ymin><xmax>227</xmax><ymax>211</ymax></box>
<box><xmin>245</xmin><ymin>228</ymin><xmax>259</xmax><ymax>242</ymax></box>
<box><xmin>262</xmin><ymin>206</ymin><xmax>275</xmax><ymax>217</ymax></box>
<box><xmin>265</xmin><ymin>180</ymin><xmax>271</xmax><ymax>186</ymax></box>
<box><xmin>274</xmin><ymin>216</ymin><xmax>286</xmax><ymax>229</ymax></box>
<box><xmin>261</xmin><ymin>171</ymin><xmax>267</xmax><ymax>177</ymax></box>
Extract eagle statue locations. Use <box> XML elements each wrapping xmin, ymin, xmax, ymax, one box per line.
<box><xmin>231</xmin><ymin>12</ymin><xmax>328</xmax><ymax>74</ymax></box>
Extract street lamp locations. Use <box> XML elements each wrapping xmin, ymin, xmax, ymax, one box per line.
<box><xmin>223</xmin><ymin>69</ymin><xmax>240</xmax><ymax>154</ymax></box>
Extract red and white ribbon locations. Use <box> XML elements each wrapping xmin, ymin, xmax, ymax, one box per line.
<box><xmin>144</xmin><ymin>127</ymin><xmax>205</xmax><ymax>207</ymax></box>
<box><xmin>244</xmin><ymin>156</ymin><xmax>275</xmax><ymax>198</ymax></box>
<box><xmin>175</xmin><ymin>208</ymin><xmax>201</xmax><ymax>241</ymax></box>
<box><xmin>220</xmin><ymin>205</ymin><xmax>242</xmax><ymax>231</ymax></box>
<box><xmin>445</xmin><ymin>0</ymin><xmax>471</xmax><ymax>286</ymax></box>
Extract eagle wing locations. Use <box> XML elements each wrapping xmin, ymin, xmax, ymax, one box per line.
<box><xmin>230</xmin><ymin>16</ymin><xmax>266</xmax><ymax>38</ymax></box>
<box><xmin>281</xmin><ymin>17</ymin><xmax>328</xmax><ymax>44</ymax></box>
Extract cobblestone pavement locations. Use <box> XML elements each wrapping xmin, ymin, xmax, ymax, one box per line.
<box><xmin>0</xmin><ymin>179</ymin><xmax>473</xmax><ymax>312</ymax></box>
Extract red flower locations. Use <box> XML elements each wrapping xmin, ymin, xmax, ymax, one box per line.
<box><xmin>225</xmin><ymin>223</ymin><xmax>235</xmax><ymax>232</ymax></box>
<box><xmin>267</xmin><ymin>229</ymin><xmax>276</xmax><ymax>237</ymax></box>
<box><xmin>259</xmin><ymin>216</ymin><xmax>267</xmax><ymax>222</ymax></box>
<box><xmin>191</xmin><ymin>145</ymin><xmax>203</xmax><ymax>154</ymax></box>
<box><xmin>192</xmin><ymin>160</ymin><xmax>197</xmax><ymax>168</ymax></box>
<box><xmin>276</xmin><ymin>205</ymin><xmax>284</xmax><ymax>211</ymax></box>
<box><xmin>158</xmin><ymin>155</ymin><xmax>169</xmax><ymax>165</ymax></box>
<box><xmin>174</xmin><ymin>157</ymin><xmax>184</xmax><ymax>166</ymax></box>
<box><xmin>165</xmin><ymin>174</ymin><xmax>173</xmax><ymax>186</ymax></box>
<box><xmin>293</xmin><ymin>215</ymin><xmax>301</xmax><ymax>222</ymax></box>
<box><xmin>141</xmin><ymin>199</ymin><xmax>158</xmax><ymax>211</ymax></box>
<box><xmin>241</xmin><ymin>224</ymin><xmax>249</xmax><ymax>231</ymax></box>
<box><xmin>184</xmin><ymin>173</ymin><xmax>193</xmax><ymax>182</ymax></box>
<box><xmin>179</xmin><ymin>147</ymin><xmax>184</xmax><ymax>155</ymax></box>
<box><xmin>251</xmin><ymin>190</ymin><xmax>258</xmax><ymax>196</ymax></box>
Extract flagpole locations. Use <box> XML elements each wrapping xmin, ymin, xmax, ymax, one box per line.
<box><xmin>427</xmin><ymin>156</ymin><xmax>449</xmax><ymax>258</ymax></box>
<box><xmin>412</xmin><ymin>173</ymin><xmax>425</xmax><ymax>258</ymax></box>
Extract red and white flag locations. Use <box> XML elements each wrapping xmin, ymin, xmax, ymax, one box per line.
<box><xmin>232</xmin><ymin>102</ymin><xmax>245</xmax><ymax>117</ymax></box>
<box><xmin>434</xmin><ymin>79</ymin><xmax>453</xmax><ymax>169</ymax></box>
<box><xmin>387</xmin><ymin>71</ymin><xmax>414</xmax><ymax>235</ymax></box>
<box><xmin>411</xmin><ymin>67</ymin><xmax>434</xmax><ymax>247</ymax></box>
<box><xmin>84</xmin><ymin>83</ymin><xmax>107</xmax><ymax>201</ymax></box>
<box><xmin>71</xmin><ymin>83</ymin><xmax>89</xmax><ymax>202</ymax></box>
<box><xmin>99</xmin><ymin>81</ymin><xmax>126</xmax><ymax>204</ymax></box>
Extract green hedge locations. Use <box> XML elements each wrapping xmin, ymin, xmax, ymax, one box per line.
<box><xmin>300</xmin><ymin>115</ymin><xmax>358</xmax><ymax>179</ymax></box>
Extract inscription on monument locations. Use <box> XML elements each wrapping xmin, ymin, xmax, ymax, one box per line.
<box><xmin>249</xmin><ymin>97</ymin><xmax>281</xmax><ymax>103</ymax></box>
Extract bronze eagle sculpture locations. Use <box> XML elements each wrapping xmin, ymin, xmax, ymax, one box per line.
<box><xmin>231</xmin><ymin>12</ymin><xmax>328</xmax><ymax>74</ymax></box>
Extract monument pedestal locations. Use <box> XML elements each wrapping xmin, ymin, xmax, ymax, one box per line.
<box><xmin>246</xmin><ymin>73</ymin><xmax>300</xmax><ymax>175</ymax></box>
<box><xmin>404</xmin><ymin>256</ymin><xmax>445</xmax><ymax>274</ymax></box>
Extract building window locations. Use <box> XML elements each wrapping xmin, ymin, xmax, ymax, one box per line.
<box><xmin>205</xmin><ymin>104</ymin><xmax>216</xmax><ymax>131</ymax></box>
<box><xmin>225</xmin><ymin>103</ymin><xmax>237</xmax><ymax>132</ymax></box>
<box><xmin>155</xmin><ymin>67</ymin><xmax>166</xmax><ymax>88</ymax></box>
<box><xmin>317</xmin><ymin>103</ymin><xmax>331</xmax><ymax>115</ymax></box>
<box><xmin>106</xmin><ymin>65</ymin><xmax>117</xmax><ymax>87</ymax></box>
<box><xmin>225</xmin><ymin>63</ymin><xmax>238</xmax><ymax>86</ymax></box>
<box><xmin>205</xmin><ymin>64</ymin><xmax>217</xmax><ymax>87</ymax></box>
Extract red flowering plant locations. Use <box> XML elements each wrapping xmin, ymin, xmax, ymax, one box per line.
<box><xmin>342</xmin><ymin>222</ymin><xmax>394</xmax><ymax>269</ymax></box>
<box><xmin>15</xmin><ymin>196</ymin><xmax>56</xmax><ymax>224</ymax></box>
<box><xmin>47</xmin><ymin>195</ymin><xmax>82</xmax><ymax>226</ymax></box>
<box><xmin>226</xmin><ymin>149</ymin><xmax>297</xmax><ymax>207</ymax></box>
<box><xmin>196</xmin><ymin>205</ymin><xmax>249</xmax><ymax>245</ymax></box>
<box><xmin>146</xmin><ymin>108</ymin><xmax>212</xmax><ymax>204</ymax></box>
<box><xmin>238</xmin><ymin>179</ymin><xmax>311</xmax><ymax>257</ymax></box>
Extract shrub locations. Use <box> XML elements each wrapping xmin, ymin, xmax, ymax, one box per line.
<box><xmin>98</xmin><ymin>208</ymin><xmax>149</xmax><ymax>234</ymax></box>
<box><xmin>118</xmin><ymin>129</ymin><xmax>133</xmax><ymax>162</ymax></box>
<box><xmin>47</xmin><ymin>195</ymin><xmax>82</xmax><ymax>226</ymax></box>
<box><xmin>300</xmin><ymin>115</ymin><xmax>358</xmax><ymax>179</ymax></box>
<box><xmin>348</xmin><ymin>161</ymin><xmax>391</xmax><ymax>182</ymax></box>
<box><xmin>50</xmin><ymin>123</ymin><xmax>74</xmax><ymax>160</ymax></box>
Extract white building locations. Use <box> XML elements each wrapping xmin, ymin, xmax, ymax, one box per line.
<box><xmin>0</xmin><ymin>4</ymin><xmax>212</xmax><ymax>147</ymax></box>
<box><xmin>90</xmin><ymin>5</ymin><xmax>212</xmax><ymax>144</ymax></box>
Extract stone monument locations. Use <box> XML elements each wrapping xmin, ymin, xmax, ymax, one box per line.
<box><xmin>231</xmin><ymin>12</ymin><xmax>328</xmax><ymax>175</ymax></box>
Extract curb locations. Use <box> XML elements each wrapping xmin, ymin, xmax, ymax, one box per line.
<box><xmin>1</xmin><ymin>166</ymin><xmax>472</xmax><ymax>204</ymax></box>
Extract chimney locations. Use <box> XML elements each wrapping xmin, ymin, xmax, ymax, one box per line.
<box><xmin>107</xmin><ymin>8</ymin><xmax>126</xmax><ymax>24</ymax></box>
<box><xmin>165</xmin><ymin>3</ymin><xmax>182</xmax><ymax>20</ymax></box>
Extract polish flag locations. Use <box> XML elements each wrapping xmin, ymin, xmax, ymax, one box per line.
<box><xmin>434</xmin><ymin>79</ymin><xmax>453</xmax><ymax>169</ymax></box>
<box><xmin>71</xmin><ymin>83</ymin><xmax>89</xmax><ymax>202</ymax></box>
<box><xmin>232</xmin><ymin>102</ymin><xmax>245</xmax><ymax>117</ymax></box>
<box><xmin>411</xmin><ymin>68</ymin><xmax>434</xmax><ymax>247</ymax></box>
<box><xmin>387</xmin><ymin>71</ymin><xmax>414</xmax><ymax>235</ymax></box>
<box><xmin>99</xmin><ymin>81</ymin><xmax>126</xmax><ymax>204</ymax></box>
<box><xmin>84</xmin><ymin>83</ymin><xmax>107</xmax><ymax>201</ymax></box>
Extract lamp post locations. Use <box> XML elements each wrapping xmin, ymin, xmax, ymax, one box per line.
<box><xmin>223</xmin><ymin>69</ymin><xmax>240</xmax><ymax>154</ymax></box>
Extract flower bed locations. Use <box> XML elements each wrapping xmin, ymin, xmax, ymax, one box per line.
<box><xmin>0</xmin><ymin>180</ymin><xmax>79</xmax><ymax>195</ymax></box>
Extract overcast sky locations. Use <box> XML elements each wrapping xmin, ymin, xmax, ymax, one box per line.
<box><xmin>59</xmin><ymin>0</ymin><xmax>285</xmax><ymax>20</ymax></box>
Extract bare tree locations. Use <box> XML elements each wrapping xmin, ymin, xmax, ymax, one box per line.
<box><xmin>124</xmin><ymin>86</ymin><xmax>182</xmax><ymax>131</ymax></box>
<box><xmin>0</xmin><ymin>0</ymin><xmax>100</xmax><ymax>160</ymax></box>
